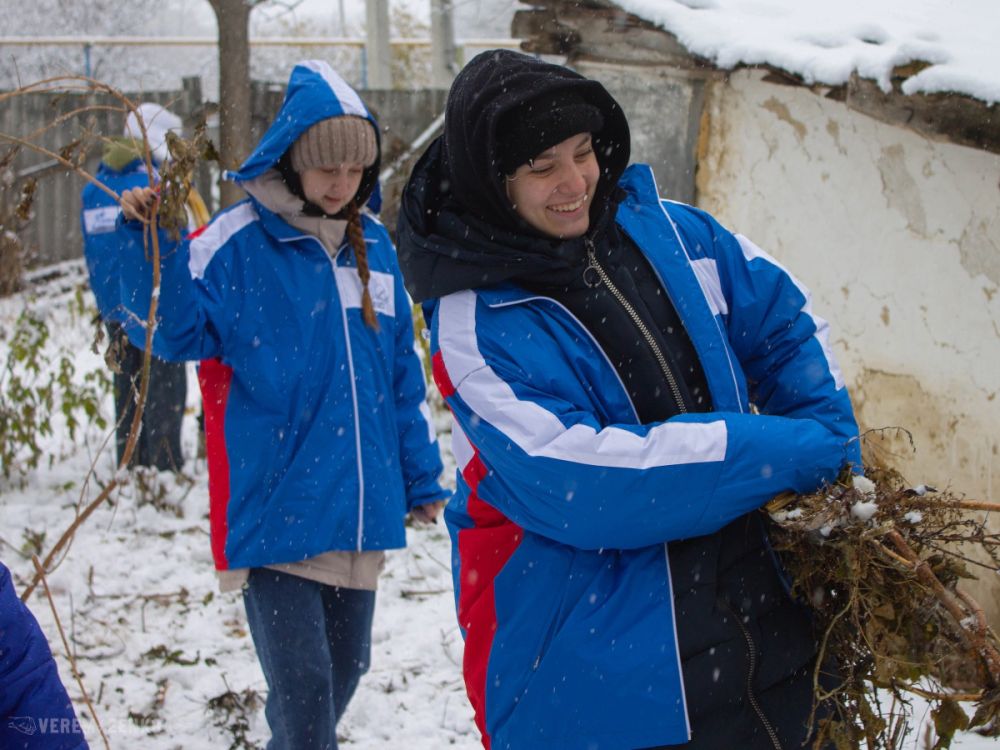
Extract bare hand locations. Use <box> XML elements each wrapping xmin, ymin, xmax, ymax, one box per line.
<box><xmin>410</xmin><ymin>500</ymin><xmax>446</xmax><ymax>525</ymax></box>
<box><xmin>120</xmin><ymin>186</ymin><xmax>158</xmax><ymax>222</ymax></box>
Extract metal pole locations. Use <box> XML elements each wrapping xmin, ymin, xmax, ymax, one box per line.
<box><xmin>84</xmin><ymin>43</ymin><xmax>92</xmax><ymax>78</ymax></box>
<box><xmin>430</xmin><ymin>0</ymin><xmax>457</xmax><ymax>89</ymax></box>
<box><xmin>365</xmin><ymin>0</ymin><xmax>391</xmax><ymax>89</ymax></box>
<box><xmin>378</xmin><ymin>111</ymin><xmax>445</xmax><ymax>184</ymax></box>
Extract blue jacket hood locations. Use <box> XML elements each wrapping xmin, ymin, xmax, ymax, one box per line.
<box><xmin>229</xmin><ymin>60</ymin><xmax>382</xmax><ymax>210</ymax></box>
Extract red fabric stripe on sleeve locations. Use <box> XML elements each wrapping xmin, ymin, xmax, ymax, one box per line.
<box><xmin>198</xmin><ymin>358</ymin><xmax>233</xmax><ymax>571</ymax></box>
<box><xmin>432</xmin><ymin>351</ymin><xmax>456</xmax><ymax>398</ymax></box>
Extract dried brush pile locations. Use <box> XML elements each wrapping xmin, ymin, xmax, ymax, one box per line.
<box><xmin>767</xmin><ymin>456</ymin><xmax>1000</xmax><ymax>749</ymax></box>
<box><xmin>155</xmin><ymin>126</ymin><xmax>217</xmax><ymax>236</ymax></box>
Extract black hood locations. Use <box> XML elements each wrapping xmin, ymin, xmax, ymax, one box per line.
<box><xmin>397</xmin><ymin>50</ymin><xmax>631</xmax><ymax>303</ymax></box>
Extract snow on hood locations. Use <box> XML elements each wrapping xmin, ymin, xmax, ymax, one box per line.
<box><xmin>614</xmin><ymin>0</ymin><xmax>999</xmax><ymax>105</ymax></box>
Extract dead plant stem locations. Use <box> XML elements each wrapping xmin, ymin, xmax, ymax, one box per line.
<box><xmin>904</xmin><ymin>498</ymin><xmax>1000</xmax><ymax>514</ymax></box>
<box><xmin>31</xmin><ymin>556</ymin><xmax>111</xmax><ymax>750</ymax></box>
<box><xmin>21</xmin><ymin>177</ymin><xmax>162</xmax><ymax>603</ymax></box>
<box><xmin>0</xmin><ymin>132</ymin><xmax>119</xmax><ymax>202</ymax></box>
<box><xmin>886</xmin><ymin>529</ymin><xmax>1000</xmax><ymax>685</ymax></box>
<box><xmin>900</xmin><ymin>683</ymin><xmax>983</xmax><ymax>702</ymax></box>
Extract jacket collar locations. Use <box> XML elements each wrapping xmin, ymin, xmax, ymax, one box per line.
<box><xmin>243</xmin><ymin>170</ymin><xmax>348</xmax><ymax>253</ymax></box>
<box><xmin>618</xmin><ymin>164</ymin><xmax>661</xmax><ymax>209</ymax></box>
<box><xmin>98</xmin><ymin>157</ymin><xmax>154</xmax><ymax>178</ymax></box>
<box><xmin>248</xmin><ymin>196</ymin><xmax>324</xmax><ymax>246</ymax></box>
<box><xmin>475</xmin><ymin>284</ymin><xmax>538</xmax><ymax>307</ymax></box>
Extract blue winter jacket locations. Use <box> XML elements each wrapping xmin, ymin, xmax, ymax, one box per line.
<box><xmin>118</xmin><ymin>61</ymin><xmax>448</xmax><ymax>568</ymax></box>
<box><xmin>81</xmin><ymin>158</ymin><xmax>162</xmax><ymax>326</ymax></box>
<box><xmin>429</xmin><ymin>165</ymin><xmax>859</xmax><ymax>750</ymax></box>
<box><xmin>0</xmin><ymin>563</ymin><xmax>89</xmax><ymax>749</ymax></box>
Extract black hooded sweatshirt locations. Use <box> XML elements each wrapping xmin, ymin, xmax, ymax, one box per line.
<box><xmin>398</xmin><ymin>50</ymin><xmax>830</xmax><ymax>750</ymax></box>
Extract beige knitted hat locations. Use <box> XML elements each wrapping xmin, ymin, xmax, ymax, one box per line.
<box><xmin>290</xmin><ymin>115</ymin><xmax>378</xmax><ymax>172</ymax></box>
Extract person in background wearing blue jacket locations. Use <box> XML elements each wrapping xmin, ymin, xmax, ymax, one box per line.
<box><xmin>1</xmin><ymin>562</ymin><xmax>89</xmax><ymax>749</ymax></box>
<box><xmin>117</xmin><ymin>61</ymin><xmax>450</xmax><ymax>750</ymax></box>
<box><xmin>397</xmin><ymin>50</ymin><xmax>860</xmax><ymax>750</ymax></box>
<box><xmin>80</xmin><ymin>103</ymin><xmax>187</xmax><ymax>471</ymax></box>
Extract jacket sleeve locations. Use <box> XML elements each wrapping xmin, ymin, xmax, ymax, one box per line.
<box><xmin>693</xmin><ymin>212</ymin><xmax>862</xmax><ymax>466</ymax></box>
<box><xmin>433</xmin><ymin>291</ymin><xmax>847</xmax><ymax>551</ymax></box>
<box><xmin>0</xmin><ymin>564</ymin><xmax>89</xmax><ymax>749</ymax></box>
<box><xmin>116</xmin><ymin>216</ymin><xmax>226</xmax><ymax>361</ymax></box>
<box><xmin>390</xmin><ymin>270</ymin><xmax>450</xmax><ymax>511</ymax></box>
<box><xmin>80</xmin><ymin>189</ymin><xmax>125</xmax><ymax>325</ymax></box>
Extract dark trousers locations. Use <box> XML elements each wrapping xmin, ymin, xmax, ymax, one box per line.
<box><xmin>108</xmin><ymin>324</ymin><xmax>186</xmax><ymax>470</ymax></box>
<box><xmin>242</xmin><ymin>568</ymin><xmax>376</xmax><ymax>750</ymax></box>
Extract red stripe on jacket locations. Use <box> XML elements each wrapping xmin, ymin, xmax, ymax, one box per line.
<box><xmin>198</xmin><ymin>358</ymin><xmax>233</xmax><ymax>570</ymax></box>
<box><xmin>432</xmin><ymin>351</ymin><xmax>456</xmax><ymax>398</ymax></box>
<box><xmin>186</xmin><ymin>224</ymin><xmax>209</xmax><ymax>240</ymax></box>
<box><xmin>433</xmin><ymin>346</ymin><xmax>521</xmax><ymax>747</ymax></box>
<box><xmin>457</xmin><ymin>450</ymin><xmax>523</xmax><ymax>750</ymax></box>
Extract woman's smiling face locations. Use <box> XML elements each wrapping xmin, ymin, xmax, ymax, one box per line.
<box><xmin>505</xmin><ymin>132</ymin><xmax>599</xmax><ymax>239</ymax></box>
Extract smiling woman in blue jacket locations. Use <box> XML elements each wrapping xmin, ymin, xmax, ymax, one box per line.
<box><xmin>397</xmin><ymin>51</ymin><xmax>861</xmax><ymax>750</ymax></box>
<box><xmin>117</xmin><ymin>61</ymin><xmax>449</xmax><ymax>749</ymax></box>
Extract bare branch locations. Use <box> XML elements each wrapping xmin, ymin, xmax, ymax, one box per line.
<box><xmin>0</xmin><ymin>132</ymin><xmax>118</xmax><ymax>202</ymax></box>
<box><xmin>31</xmin><ymin>556</ymin><xmax>111</xmax><ymax>749</ymax></box>
<box><xmin>16</xmin><ymin>78</ymin><xmax>168</xmax><ymax>599</ymax></box>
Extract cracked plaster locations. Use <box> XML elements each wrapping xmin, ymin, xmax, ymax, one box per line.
<box><xmin>697</xmin><ymin>69</ymin><xmax>1000</xmax><ymax>618</ymax></box>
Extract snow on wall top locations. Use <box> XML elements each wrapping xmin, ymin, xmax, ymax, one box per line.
<box><xmin>612</xmin><ymin>0</ymin><xmax>999</xmax><ymax>105</ymax></box>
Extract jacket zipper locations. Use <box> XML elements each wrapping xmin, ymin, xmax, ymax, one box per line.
<box><xmin>725</xmin><ymin>601</ymin><xmax>784</xmax><ymax>750</ymax></box>
<box><xmin>328</xmin><ymin>241</ymin><xmax>366</xmax><ymax>551</ymax></box>
<box><xmin>583</xmin><ymin>238</ymin><xmax>687</xmax><ymax>415</ymax></box>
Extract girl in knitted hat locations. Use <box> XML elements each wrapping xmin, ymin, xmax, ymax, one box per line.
<box><xmin>118</xmin><ymin>60</ymin><xmax>449</xmax><ymax>749</ymax></box>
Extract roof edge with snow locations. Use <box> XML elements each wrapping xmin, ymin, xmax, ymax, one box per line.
<box><xmin>512</xmin><ymin>0</ymin><xmax>1000</xmax><ymax>156</ymax></box>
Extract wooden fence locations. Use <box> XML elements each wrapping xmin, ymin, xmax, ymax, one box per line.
<box><xmin>1</xmin><ymin>79</ymin><xmax>446</xmax><ymax>268</ymax></box>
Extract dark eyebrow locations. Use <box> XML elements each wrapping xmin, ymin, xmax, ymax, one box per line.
<box><xmin>530</xmin><ymin>151</ymin><xmax>556</xmax><ymax>165</ymax></box>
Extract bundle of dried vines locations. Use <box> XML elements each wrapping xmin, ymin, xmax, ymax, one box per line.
<box><xmin>767</xmin><ymin>463</ymin><xmax>1000</xmax><ymax>749</ymax></box>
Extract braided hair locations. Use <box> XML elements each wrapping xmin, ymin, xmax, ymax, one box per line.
<box><xmin>343</xmin><ymin>200</ymin><xmax>379</xmax><ymax>331</ymax></box>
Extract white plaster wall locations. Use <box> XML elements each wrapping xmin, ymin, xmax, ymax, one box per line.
<box><xmin>697</xmin><ymin>68</ymin><xmax>1000</xmax><ymax>615</ymax></box>
<box><xmin>576</xmin><ymin>61</ymin><xmax>704</xmax><ymax>204</ymax></box>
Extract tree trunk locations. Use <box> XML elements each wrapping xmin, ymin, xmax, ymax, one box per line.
<box><xmin>208</xmin><ymin>0</ymin><xmax>253</xmax><ymax>208</ymax></box>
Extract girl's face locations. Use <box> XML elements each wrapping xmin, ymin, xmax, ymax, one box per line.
<box><xmin>300</xmin><ymin>163</ymin><xmax>365</xmax><ymax>215</ymax></box>
<box><xmin>505</xmin><ymin>132</ymin><xmax>599</xmax><ymax>239</ymax></box>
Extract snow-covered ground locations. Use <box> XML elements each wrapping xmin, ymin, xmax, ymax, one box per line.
<box><xmin>1</xmin><ymin>263</ymin><xmax>997</xmax><ymax>748</ymax></box>
<box><xmin>0</xmin><ymin>262</ymin><xmax>476</xmax><ymax>749</ymax></box>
